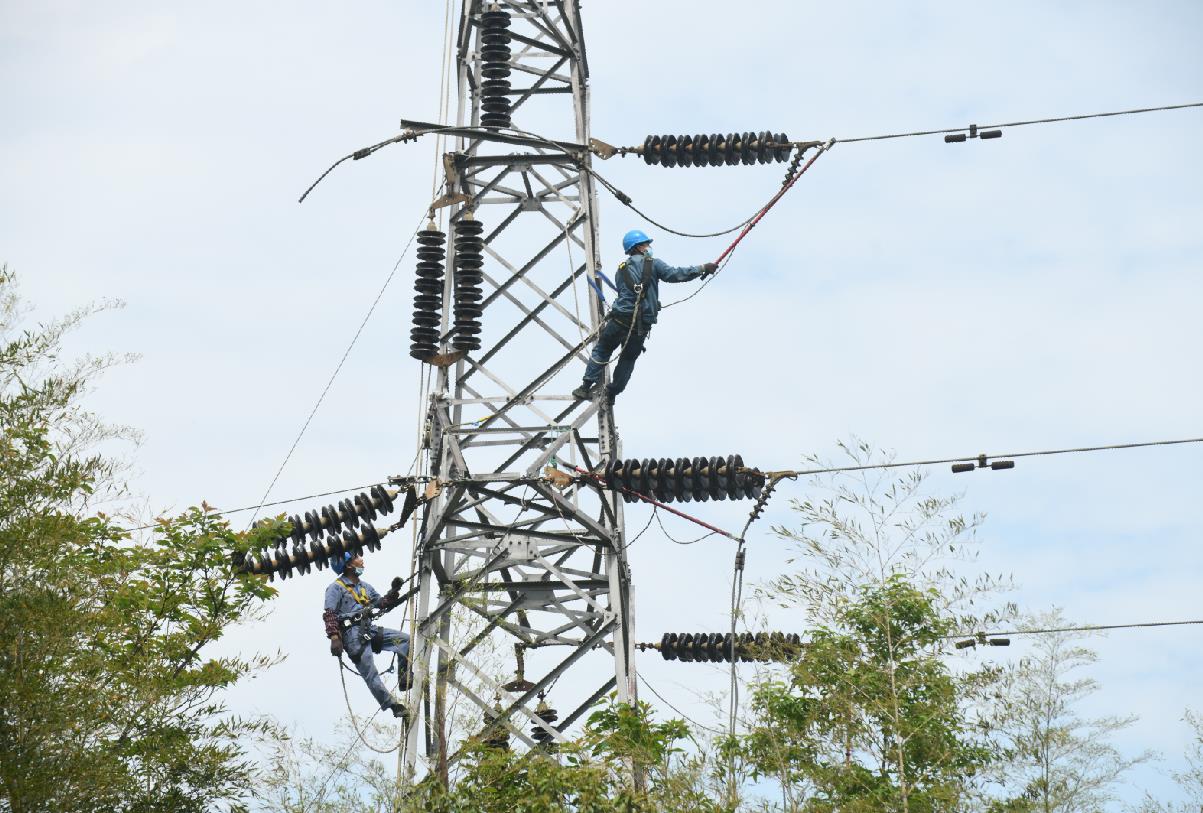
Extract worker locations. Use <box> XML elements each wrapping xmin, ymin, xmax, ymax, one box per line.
<box><xmin>572</xmin><ymin>229</ymin><xmax>717</xmax><ymax>401</ymax></box>
<box><xmin>322</xmin><ymin>551</ymin><xmax>411</xmax><ymax>718</ymax></box>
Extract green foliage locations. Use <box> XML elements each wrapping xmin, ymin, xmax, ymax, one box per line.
<box><xmin>0</xmin><ymin>267</ymin><xmax>282</xmax><ymax>813</ymax></box>
<box><xmin>743</xmin><ymin>577</ymin><xmax>991</xmax><ymax>812</ymax></box>
<box><xmin>262</xmin><ymin>697</ymin><xmax>721</xmax><ymax>813</ymax></box>
<box><xmin>736</xmin><ymin>443</ymin><xmax>1011</xmax><ymax>811</ymax></box>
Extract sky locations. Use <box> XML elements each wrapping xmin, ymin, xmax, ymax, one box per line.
<box><xmin>2</xmin><ymin>0</ymin><xmax>1202</xmax><ymax>806</ymax></box>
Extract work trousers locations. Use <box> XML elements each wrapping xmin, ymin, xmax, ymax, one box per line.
<box><xmin>582</xmin><ymin>315</ymin><xmax>649</xmax><ymax>396</ymax></box>
<box><xmin>344</xmin><ymin>625</ymin><xmax>409</xmax><ymax>709</ymax></box>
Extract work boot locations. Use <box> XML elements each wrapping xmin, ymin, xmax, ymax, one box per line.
<box><xmin>571</xmin><ymin>382</ymin><xmax>595</xmax><ymax>401</ymax></box>
<box><xmin>397</xmin><ymin>659</ymin><xmax>412</xmax><ymax>692</ymax></box>
<box><xmin>389</xmin><ymin>700</ymin><xmax>408</xmax><ymax>720</ymax></box>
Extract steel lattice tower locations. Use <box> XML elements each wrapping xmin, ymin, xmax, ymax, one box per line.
<box><xmin>401</xmin><ymin>0</ymin><xmax>634</xmax><ymax>778</ymax></box>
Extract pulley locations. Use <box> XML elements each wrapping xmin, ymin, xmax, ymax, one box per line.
<box><xmin>598</xmin><ymin>455</ymin><xmax>765</xmax><ymax>504</ymax></box>
<box><xmin>410</xmin><ymin>223</ymin><xmax>447</xmax><ymax>361</ymax></box>
<box><xmin>452</xmin><ymin>212</ymin><xmax>484</xmax><ymax>352</ymax></box>
<box><xmin>638</xmin><ymin>131</ymin><xmax>792</xmax><ymax>168</ymax></box>
<box><xmin>636</xmin><ymin>631</ymin><xmax>805</xmax><ymax>663</ymax></box>
<box><xmin>479</xmin><ymin>7</ymin><xmax>512</xmax><ymax>130</ymax></box>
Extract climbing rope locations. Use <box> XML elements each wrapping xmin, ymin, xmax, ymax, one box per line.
<box><xmin>338</xmin><ymin>658</ymin><xmax>403</xmax><ymax>754</ymax></box>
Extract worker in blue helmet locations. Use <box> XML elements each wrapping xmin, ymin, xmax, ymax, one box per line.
<box><xmin>322</xmin><ymin>551</ymin><xmax>411</xmax><ymax>718</ymax></box>
<box><xmin>572</xmin><ymin>229</ymin><xmax>717</xmax><ymax>401</ymax></box>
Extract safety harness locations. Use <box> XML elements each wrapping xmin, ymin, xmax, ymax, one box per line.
<box><xmin>335</xmin><ymin>578</ymin><xmax>388</xmax><ymax>652</ymax></box>
<box><xmin>610</xmin><ymin>253</ymin><xmax>656</xmax><ymax>343</ymax></box>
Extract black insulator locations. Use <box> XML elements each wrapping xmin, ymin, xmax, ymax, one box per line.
<box><xmin>599</xmin><ymin>455</ymin><xmax>766</xmax><ymax>504</ymax></box>
<box><xmin>482</xmin><ymin>707</ymin><xmax>510</xmax><ymax>751</ymax></box>
<box><xmin>370</xmin><ymin>484</ymin><xmax>395</xmax><ymax>515</ymax></box>
<box><xmin>452</xmin><ymin>214</ymin><xmax>485</xmax><ymax>352</ymax></box>
<box><xmin>531</xmin><ymin>699</ymin><xmax>559</xmax><ymax>749</ymax></box>
<box><xmin>321</xmin><ymin>505</ymin><xmax>340</xmax><ymax>536</ymax></box>
<box><xmin>479</xmin><ymin>8</ymin><xmax>512</xmax><ymax>130</ymax></box>
<box><xmin>649</xmin><ymin>631</ymin><xmax>805</xmax><ymax>663</ymax></box>
<box><xmin>411</xmin><ymin>226</ymin><xmax>446</xmax><ymax>360</ymax></box>
<box><xmin>638</xmin><ymin>132</ymin><xmax>795</xmax><ymax>168</ymax></box>
<box><xmin>287</xmin><ymin>514</ymin><xmax>306</xmax><ymax>546</ymax></box>
<box><xmin>354</xmin><ymin>492</ymin><xmax>376</xmax><ymax>522</ymax></box>
<box><xmin>237</xmin><ymin>492</ymin><xmax>400</xmax><ymax>581</ymax></box>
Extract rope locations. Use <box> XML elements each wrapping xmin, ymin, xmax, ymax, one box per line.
<box><xmin>653</xmin><ymin>509</ymin><xmax>715</xmax><ymax>546</ymax></box>
<box><xmin>300</xmin><ymin>703</ymin><xmax>385</xmax><ymax>813</ymax></box>
<box><xmin>338</xmin><ymin>657</ymin><xmax>402</xmax><ymax>754</ymax></box>
<box><xmin>637</xmin><ymin>673</ymin><xmax>723</xmax><ymax>736</ymax></box>
<box><xmin>246</xmin><ymin>217</ymin><xmax>426</xmax><ymax>527</ymax></box>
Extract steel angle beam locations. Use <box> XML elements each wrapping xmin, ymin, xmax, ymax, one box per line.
<box><xmin>403</xmin><ymin>0</ymin><xmax>633</xmax><ymax>782</ymax></box>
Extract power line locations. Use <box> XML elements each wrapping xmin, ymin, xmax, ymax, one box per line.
<box><xmin>835</xmin><ymin>100</ymin><xmax>1203</xmax><ymax>144</ymax></box>
<box><xmin>246</xmin><ymin>219</ymin><xmax>425</xmax><ymax>527</ymax></box>
<box><xmin>982</xmin><ymin>618</ymin><xmax>1203</xmax><ymax>639</ymax></box>
<box><xmin>121</xmin><ymin>481</ymin><xmax>389</xmax><ymax>533</ymax></box>
<box><xmin>762</xmin><ymin>435</ymin><xmax>1203</xmax><ymax>479</ymax></box>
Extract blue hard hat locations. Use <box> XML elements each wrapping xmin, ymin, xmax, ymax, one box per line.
<box><xmin>622</xmin><ymin>229</ymin><xmax>653</xmax><ymax>254</ymax></box>
<box><xmin>331</xmin><ymin>550</ymin><xmax>355</xmax><ymax>575</ymax></box>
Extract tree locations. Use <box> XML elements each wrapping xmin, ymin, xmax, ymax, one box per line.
<box><xmin>738</xmin><ymin>442</ymin><xmax>1011</xmax><ymax>811</ymax></box>
<box><xmin>743</xmin><ymin>576</ymin><xmax>992</xmax><ymax>812</ymax></box>
<box><xmin>261</xmin><ymin>696</ymin><xmax>720</xmax><ymax>813</ymax></box>
<box><xmin>1137</xmin><ymin>709</ymin><xmax>1203</xmax><ymax>812</ymax></box>
<box><xmin>0</xmin><ymin>266</ymin><xmax>282</xmax><ymax>813</ymax></box>
<box><xmin>991</xmin><ymin>610</ymin><xmax>1152</xmax><ymax>813</ymax></box>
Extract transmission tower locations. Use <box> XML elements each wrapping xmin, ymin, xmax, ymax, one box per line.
<box><xmin>400</xmin><ymin>0</ymin><xmax>633</xmax><ymax>778</ymax></box>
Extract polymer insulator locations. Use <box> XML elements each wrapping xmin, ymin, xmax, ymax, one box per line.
<box><xmin>640</xmin><ymin>131</ymin><xmax>791</xmax><ymax>168</ymax></box>
<box><xmin>782</xmin><ymin>143</ymin><xmax>812</xmax><ymax>186</ymax></box>
<box><xmin>600</xmin><ymin>455</ymin><xmax>765</xmax><ymax>504</ymax></box>
<box><xmin>531</xmin><ymin>696</ymin><xmax>559</xmax><ymax>751</ymax></box>
<box><xmin>255</xmin><ymin>488</ymin><xmax>400</xmax><ymax>561</ymax></box>
<box><xmin>479</xmin><ymin>7</ymin><xmax>512</xmax><ymax>130</ymax></box>
<box><xmin>410</xmin><ymin>224</ymin><xmax>447</xmax><ymax>361</ymax></box>
<box><xmin>238</xmin><ymin>522</ymin><xmax>392</xmax><ymax>583</ymax></box>
<box><xmin>654</xmin><ymin>631</ymin><xmax>804</xmax><ymax>663</ymax></box>
<box><xmin>452</xmin><ymin>212</ymin><xmax>484</xmax><ymax>352</ymax></box>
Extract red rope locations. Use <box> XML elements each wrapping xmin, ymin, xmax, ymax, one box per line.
<box><xmin>713</xmin><ymin>140</ymin><xmax>833</xmax><ymax>266</ymax></box>
<box><xmin>572</xmin><ymin>466</ymin><xmax>738</xmax><ymax>541</ymax></box>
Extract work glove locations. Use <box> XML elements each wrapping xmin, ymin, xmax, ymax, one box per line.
<box><xmin>700</xmin><ymin>262</ymin><xmax>718</xmax><ymax>277</ymax></box>
<box><xmin>329</xmin><ymin>635</ymin><xmax>344</xmax><ymax>658</ymax></box>
<box><xmin>380</xmin><ymin>576</ymin><xmax>405</xmax><ymax>611</ymax></box>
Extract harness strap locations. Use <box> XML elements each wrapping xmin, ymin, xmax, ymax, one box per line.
<box><xmin>613</xmin><ymin>254</ymin><xmax>656</xmax><ymax>339</ymax></box>
<box><xmin>336</xmin><ymin>578</ymin><xmax>371</xmax><ymax>607</ymax></box>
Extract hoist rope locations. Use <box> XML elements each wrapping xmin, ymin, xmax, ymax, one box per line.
<box><xmin>339</xmin><ymin>659</ymin><xmax>402</xmax><ymax>754</ymax></box>
<box><xmin>245</xmin><ymin>215</ymin><xmax>426</xmax><ymax>528</ymax></box>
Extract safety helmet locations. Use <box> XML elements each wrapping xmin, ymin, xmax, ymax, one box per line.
<box><xmin>331</xmin><ymin>550</ymin><xmax>356</xmax><ymax>575</ymax></box>
<box><xmin>622</xmin><ymin>229</ymin><xmax>653</xmax><ymax>254</ymax></box>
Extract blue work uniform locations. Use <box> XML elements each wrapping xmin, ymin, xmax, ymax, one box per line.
<box><xmin>323</xmin><ymin>576</ymin><xmax>410</xmax><ymax>710</ymax></box>
<box><xmin>581</xmin><ymin>251</ymin><xmax>704</xmax><ymax>396</ymax></box>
